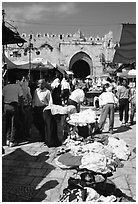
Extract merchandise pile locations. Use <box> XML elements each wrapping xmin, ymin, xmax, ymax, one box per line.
<box><xmin>55</xmin><ymin>126</ymin><xmax>131</xmax><ymax>202</ymax></box>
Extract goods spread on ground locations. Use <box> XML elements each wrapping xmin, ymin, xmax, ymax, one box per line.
<box><xmin>54</xmin><ymin>110</ymin><xmax>131</xmax><ymax>202</ymax></box>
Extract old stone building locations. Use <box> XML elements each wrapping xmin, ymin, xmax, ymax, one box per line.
<box><xmin>5</xmin><ymin>30</ymin><xmax>116</xmax><ymax>78</ymax></box>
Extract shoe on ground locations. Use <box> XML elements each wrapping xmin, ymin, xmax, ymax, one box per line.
<box><xmin>6</xmin><ymin>140</ymin><xmax>10</xmax><ymax>146</ymax></box>
<box><xmin>9</xmin><ymin>142</ymin><xmax>18</xmax><ymax>147</ymax></box>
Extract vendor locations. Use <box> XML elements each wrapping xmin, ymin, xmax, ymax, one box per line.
<box><xmin>67</xmin><ymin>84</ymin><xmax>85</xmax><ymax>112</ymax></box>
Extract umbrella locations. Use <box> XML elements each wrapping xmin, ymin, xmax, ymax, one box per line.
<box><xmin>86</xmin><ymin>75</ymin><xmax>94</xmax><ymax>79</ymax></box>
<box><xmin>65</xmin><ymin>70</ymin><xmax>74</xmax><ymax>75</ymax></box>
<box><xmin>100</xmin><ymin>73</ymin><xmax>110</xmax><ymax>78</ymax></box>
<box><xmin>117</xmin><ymin>71</ymin><xmax>136</xmax><ymax>79</ymax></box>
<box><xmin>128</xmin><ymin>69</ymin><xmax>136</xmax><ymax>76</ymax></box>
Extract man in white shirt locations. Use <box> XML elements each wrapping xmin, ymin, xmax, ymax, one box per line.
<box><xmin>68</xmin><ymin>86</ymin><xmax>85</xmax><ymax>112</ymax></box>
<box><xmin>61</xmin><ymin>77</ymin><xmax>70</xmax><ymax>104</ymax></box>
<box><xmin>95</xmin><ymin>83</ymin><xmax>118</xmax><ymax>134</ymax></box>
<box><xmin>32</xmin><ymin>79</ymin><xmax>53</xmax><ymax>142</ymax></box>
<box><xmin>2</xmin><ymin>77</ymin><xmax>24</xmax><ymax>147</ymax></box>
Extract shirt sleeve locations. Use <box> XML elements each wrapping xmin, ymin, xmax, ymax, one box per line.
<box><xmin>99</xmin><ymin>94</ymin><xmax>103</xmax><ymax>106</ymax></box>
<box><xmin>113</xmin><ymin>93</ymin><xmax>118</xmax><ymax>103</ymax></box>
<box><xmin>46</xmin><ymin>90</ymin><xmax>53</xmax><ymax>106</ymax></box>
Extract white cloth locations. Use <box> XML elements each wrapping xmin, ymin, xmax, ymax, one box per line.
<box><xmin>32</xmin><ymin>88</ymin><xmax>53</xmax><ymax>107</ymax></box>
<box><xmin>80</xmin><ymin>152</ymin><xmax>109</xmax><ymax>174</ymax></box>
<box><xmin>99</xmin><ymin>92</ymin><xmax>118</xmax><ymax>106</ymax></box>
<box><xmin>69</xmin><ymin>88</ymin><xmax>85</xmax><ymax>103</ymax></box>
<box><xmin>3</xmin><ymin>83</ymin><xmax>23</xmax><ymax>103</ymax></box>
<box><xmin>51</xmin><ymin>78</ymin><xmax>60</xmax><ymax>89</ymax></box>
<box><xmin>106</xmin><ymin>137</ymin><xmax>131</xmax><ymax>161</ymax></box>
<box><xmin>61</xmin><ymin>78</ymin><xmax>70</xmax><ymax>90</ymax></box>
<box><xmin>67</xmin><ymin>109</ymin><xmax>96</xmax><ymax>125</ymax></box>
<box><xmin>44</xmin><ymin>104</ymin><xmax>76</xmax><ymax>115</ymax></box>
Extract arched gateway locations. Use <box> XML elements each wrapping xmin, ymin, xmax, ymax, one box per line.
<box><xmin>69</xmin><ymin>51</ymin><xmax>93</xmax><ymax>79</ymax></box>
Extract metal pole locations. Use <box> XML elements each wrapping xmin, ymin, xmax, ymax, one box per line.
<box><xmin>2</xmin><ymin>9</ymin><xmax>5</xmax><ymax>63</ymax></box>
<box><xmin>28</xmin><ymin>36</ymin><xmax>31</xmax><ymax>80</ymax></box>
<box><xmin>2</xmin><ymin>9</ymin><xmax>8</xmax><ymax>84</ymax></box>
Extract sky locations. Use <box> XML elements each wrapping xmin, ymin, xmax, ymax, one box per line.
<box><xmin>2</xmin><ymin>1</ymin><xmax>136</xmax><ymax>42</ymax></box>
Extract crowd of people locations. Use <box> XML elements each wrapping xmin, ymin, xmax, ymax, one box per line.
<box><xmin>2</xmin><ymin>72</ymin><xmax>136</xmax><ymax>148</ymax></box>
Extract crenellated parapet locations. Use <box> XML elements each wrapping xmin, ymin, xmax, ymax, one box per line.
<box><xmin>5</xmin><ymin>29</ymin><xmax>115</xmax><ymax>77</ymax></box>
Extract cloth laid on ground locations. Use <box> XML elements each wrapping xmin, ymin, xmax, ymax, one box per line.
<box><xmin>85</xmin><ymin>187</ymin><xmax>116</xmax><ymax>202</ymax></box>
<box><xmin>61</xmin><ymin>140</ymin><xmax>114</xmax><ymax>159</ymax></box>
<box><xmin>56</xmin><ymin>150</ymin><xmax>113</xmax><ymax>173</ymax></box>
<box><xmin>106</xmin><ymin>137</ymin><xmax>131</xmax><ymax>161</ymax></box>
<box><xmin>56</xmin><ymin>137</ymin><xmax>127</xmax><ymax>172</ymax></box>
<box><xmin>80</xmin><ymin>152</ymin><xmax>110</xmax><ymax>174</ymax></box>
<box><xmin>44</xmin><ymin>104</ymin><xmax>76</xmax><ymax>115</ymax></box>
<box><xmin>59</xmin><ymin>188</ymin><xmax>86</xmax><ymax>202</ymax></box>
<box><xmin>58</xmin><ymin>152</ymin><xmax>82</xmax><ymax>166</ymax></box>
<box><xmin>67</xmin><ymin>108</ymin><xmax>96</xmax><ymax>126</ymax></box>
<box><xmin>59</xmin><ymin>182</ymin><xmax>117</xmax><ymax>202</ymax></box>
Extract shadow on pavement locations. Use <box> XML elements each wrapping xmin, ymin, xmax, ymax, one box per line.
<box><xmin>2</xmin><ymin>148</ymin><xmax>59</xmax><ymax>202</ymax></box>
<box><xmin>114</xmin><ymin>125</ymin><xmax>132</xmax><ymax>134</ymax></box>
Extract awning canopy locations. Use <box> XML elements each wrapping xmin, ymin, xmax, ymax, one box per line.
<box><xmin>113</xmin><ymin>24</ymin><xmax>136</xmax><ymax>64</ymax></box>
<box><xmin>114</xmin><ymin>63</ymin><xmax>135</xmax><ymax>74</ymax></box>
<box><xmin>2</xmin><ymin>54</ymin><xmax>54</xmax><ymax>70</ymax></box>
<box><xmin>2</xmin><ymin>24</ymin><xmax>26</xmax><ymax>45</ymax></box>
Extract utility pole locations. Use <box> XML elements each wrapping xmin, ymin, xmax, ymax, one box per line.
<box><xmin>2</xmin><ymin>9</ymin><xmax>5</xmax><ymax>63</ymax></box>
<box><xmin>28</xmin><ymin>35</ymin><xmax>32</xmax><ymax>80</ymax></box>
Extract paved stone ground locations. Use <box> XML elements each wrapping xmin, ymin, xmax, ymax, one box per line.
<box><xmin>2</xmin><ymin>112</ymin><xmax>136</xmax><ymax>202</ymax></box>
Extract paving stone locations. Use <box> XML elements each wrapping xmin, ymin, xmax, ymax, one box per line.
<box><xmin>2</xmin><ymin>173</ymin><xmax>12</xmax><ymax>182</ymax></box>
<box><xmin>8</xmin><ymin>167</ymin><xmax>30</xmax><ymax>176</ymax></box>
<box><xmin>115</xmin><ymin>167</ymin><xmax>136</xmax><ymax>175</ymax></box>
<box><xmin>126</xmin><ymin>174</ymin><xmax>136</xmax><ymax>185</ymax></box>
<box><xmin>120</xmin><ymin>189</ymin><xmax>132</xmax><ymax>197</ymax></box>
<box><xmin>8</xmin><ymin>175</ymin><xmax>35</xmax><ymax>185</ymax></box>
<box><xmin>110</xmin><ymin>175</ymin><xmax>129</xmax><ymax>189</ymax></box>
<box><xmin>129</xmin><ymin>184</ymin><xmax>136</xmax><ymax>197</ymax></box>
<box><xmin>48</xmin><ymin>169</ymin><xmax>67</xmax><ymax>179</ymax></box>
<box><xmin>28</xmin><ymin>168</ymin><xmax>48</xmax><ymax>177</ymax></box>
<box><xmin>33</xmin><ymin>188</ymin><xmax>48</xmax><ymax>200</ymax></box>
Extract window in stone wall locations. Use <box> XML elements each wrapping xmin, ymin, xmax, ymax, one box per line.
<box><xmin>60</xmin><ymin>34</ymin><xmax>63</xmax><ymax>40</ymax></box>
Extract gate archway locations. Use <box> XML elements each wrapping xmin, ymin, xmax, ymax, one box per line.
<box><xmin>69</xmin><ymin>51</ymin><xmax>93</xmax><ymax>79</ymax></box>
